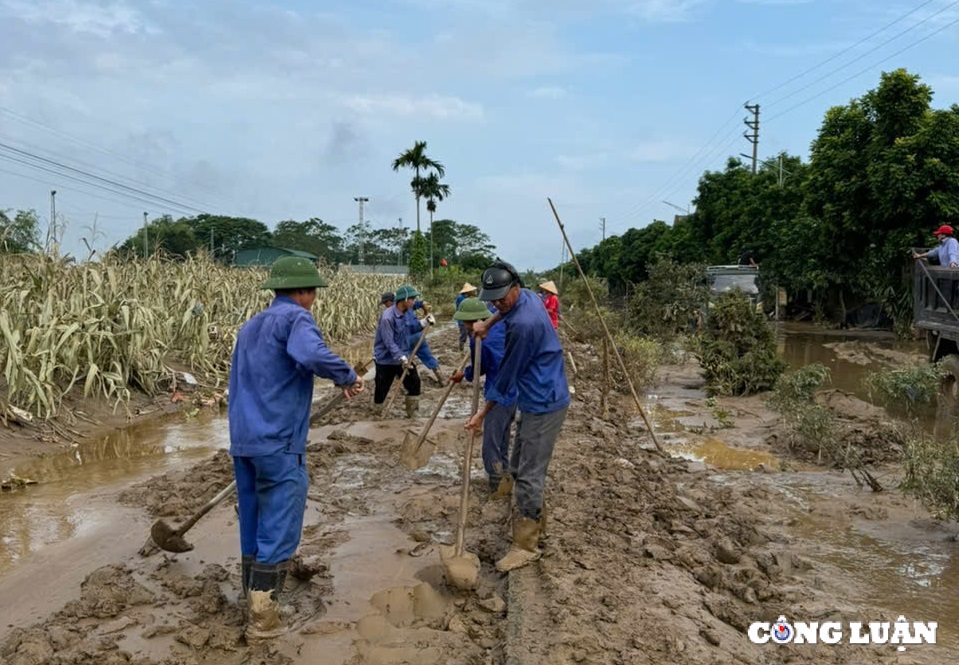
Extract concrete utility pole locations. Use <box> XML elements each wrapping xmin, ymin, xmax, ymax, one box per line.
<box><xmin>354</xmin><ymin>196</ymin><xmax>368</xmax><ymax>264</ymax></box>
<box><xmin>600</xmin><ymin>217</ymin><xmax>606</xmax><ymax>242</ymax></box>
<box><xmin>743</xmin><ymin>103</ymin><xmax>760</xmax><ymax>175</ymax></box>
<box><xmin>48</xmin><ymin>190</ymin><xmax>56</xmax><ymax>251</ymax></box>
<box><xmin>143</xmin><ymin>212</ymin><xmax>149</xmax><ymax>257</ymax></box>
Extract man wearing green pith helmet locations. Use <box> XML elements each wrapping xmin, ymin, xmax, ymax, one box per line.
<box><xmin>450</xmin><ymin>297</ymin><xmax>517</xmax><ymax>495</ymax></box>
<box><xmin>373</xmin><ymin>284</ymin><xmax>423</xmax><ymax>417</ymax></box>
<box><xmin>229</xmin><ymin>256</ymin><xmax>364</xmax><ymax>641</ymax></box>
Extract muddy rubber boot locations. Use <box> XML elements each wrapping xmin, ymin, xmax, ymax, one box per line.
<box><xmin>538</xmin><ymin>504</ymin><xmax>549</xmax><ymax>542</ymax></box>
<box><xmin>405</xmin><ymin>396</ymin><xmax>419</xmax><ymax>419</ymax></box>
<box><xmin>433</xmin><ymin>367</ymin><xmax>446</xmax><ymax>386</ymax></box>
<box><xmin>372</xmin><ymin>402</ymin><xmax>384</xmax><ymax>418</ymax></box>
<box><xmin>495</xmin><ymin>516</ymin><xmax>542</xmax><ymax>572</ymax></box>
<box><xmin>246</xmin><ymin>563</ymin><xmax>286</xmax><ymax>642</ymax></box>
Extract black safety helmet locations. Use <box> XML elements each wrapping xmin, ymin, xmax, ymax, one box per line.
<box><xmin>380</xmin><ymin>292</ymin><xmax>395</xmax><ymax>304</ymax></box>
<box><xmin>479</xmin><ymin>261</ymin><xmax>523</xmax><ymax>301</ymax></box>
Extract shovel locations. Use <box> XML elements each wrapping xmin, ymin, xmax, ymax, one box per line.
<box><xmin>140</xmin><ymin>480</ymin><xmax>237</xmax><ymax>555</ymax></box>
<box><xmin>440</xmin><ymin>337</ymin><xmax>483</xmax><ymax>591</ymax></box>
<box><xmin>382</xmin><ymin>320</ymin><xmax>432</xmax><ymax>416</ymax></box>
<box><xmin>400</xmin><ymin>350</ymin><xmax>471</xmax><ymax>469</ymax></box>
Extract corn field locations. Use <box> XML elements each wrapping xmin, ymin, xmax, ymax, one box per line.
<box><xmin>0</xmin><ymin>253</ymin><xmax>403</xmax><ymax>420</ymax></box>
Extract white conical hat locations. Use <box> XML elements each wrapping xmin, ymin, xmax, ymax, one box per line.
<box><xmin>538</xmin><ymin>280</ymin><xmax>558</xmax><ymax>295</ymax></box>
<box><xmin>459</xmin><ymin>282</ymin><xmax>478</xmax><ymax>294</ymax></box>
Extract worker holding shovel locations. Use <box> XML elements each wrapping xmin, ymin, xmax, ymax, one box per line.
<box><xmin>450</xmin><ymin>297</ymin><xmax>516</xmax><ymax>495</ymax></box>
<box><xmin>468</xmin><ymin>261</ymin><xmax>570</xmax><ymax>572</ymax></box>
<box><xmin>373</xmin><ymin>284</ymin><xmax>423</xmax><ymax>418</ymax></box>
<box><xmin>229</xmin><ymin>257</ymin><xmax>364</xmax><ymax>641</ymax></box>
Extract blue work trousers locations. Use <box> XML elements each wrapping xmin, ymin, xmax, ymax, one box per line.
<box><xmin>509</xmin><ymin>408</ymin><xmax>567</xmax><ymax>521</ymax></box>
<box><xmin>233</xmin><ymin>451</ymin><xmax>308</xmax><ymax>564</ymax></box>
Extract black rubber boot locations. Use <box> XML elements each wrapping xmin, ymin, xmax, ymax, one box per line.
<box><xmin>241</xmin><ymin>555</ymin><xmax>254</xmax><ymax>598</ymax></box>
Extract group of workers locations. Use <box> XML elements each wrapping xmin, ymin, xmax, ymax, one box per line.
<box><xmin>226</xmin><ymin>256</ymin><xmax>569</xmax><ymax>641</ymax></box>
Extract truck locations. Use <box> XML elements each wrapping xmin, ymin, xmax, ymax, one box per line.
<box><xmin>913</xmin><ymin>257</ymin><xmax>959</xmax><ymax>405</ymax></box>
<box><xmin>705</xmin><ymin>265</ymin><xmax>763</xmax><ymax>312</ymax></box>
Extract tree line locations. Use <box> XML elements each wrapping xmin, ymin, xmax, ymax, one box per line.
<box><xmin>2</xmin><ymin>140</ymin><xmax>497</xmax><ymax>275</ymax></box>
<box><xmin>575</xmin><ymin>69</ymin><xmax>959</xmax><ymax>326</ymax></box>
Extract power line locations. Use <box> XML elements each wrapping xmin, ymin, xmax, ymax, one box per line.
<box><xmin>0</xmin><ymin>151</ymin><xmax>201</xmax><ymax>213</ymax></box>
<box><xmin>767</xmin><ymin>11</ymin><xmax>959</xmax><ymax>123</ymax></box>
<box><xmin>0</xmin><ymin>140</ymin><xmax>209</xmax><ymax>214</ymax></box>
<box><xmin>749</xmin><ymin>0</ymin><xmax>940</xmax><ymax>101</ymax></box>
<box><xmin>0</xmin><ymin>104</ymin><xmax>233</xmax><ymax>209</ymax></box>
<box><xmin>0</xmin><ymin>129</ymin><xmax>225</xmax><ymax>213</ymax></box>
<box><xmin>763</xmin><ymin>0</ymin><xmax>959</xmax><ymax>111</ymax></box>
<box><xmin>605</xmin><ymin>0</ymin><xmax>959</xmax><ymax>234</ymax></box>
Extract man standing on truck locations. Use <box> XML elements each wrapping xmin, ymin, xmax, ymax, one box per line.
<box><xmin>914</xmin><ymin>225</ymin><xmax>959</xmax><ymax>268</ymax></box>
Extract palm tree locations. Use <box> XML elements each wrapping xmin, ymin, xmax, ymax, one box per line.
<box><xmin>418</xmin><ymin>172</ymin><xmax>451</xmax><ymax>274</ymax></box>
<box><xmin>391</xmin><ymin>141</ymin><xmax>445</xmax><ymax>234</ymax></box>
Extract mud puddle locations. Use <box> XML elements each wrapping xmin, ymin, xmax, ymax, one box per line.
<box><xmin>737</xmin><ymin>470</ymin><xmax>959</xmax><ymax>650</ymax></box>
<box><xmin>0</xmin><ymin>412</ymin><xmax>227</xmax><ymax>578</ymax></box>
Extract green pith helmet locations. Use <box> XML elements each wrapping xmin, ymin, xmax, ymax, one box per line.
<box><xmin>454</xmin><ymin>297</ymin><xmax>492</xmax><ymax>321</ymax></box>
<box><xmin>260</xmin><ymin>256</ymin><xmax>329</xmax><ymax>290</ymax></box>
<box><xmin>394</xmin><ymin>284</ymin><xmax>420</xmax><ymax>301</ymax></box>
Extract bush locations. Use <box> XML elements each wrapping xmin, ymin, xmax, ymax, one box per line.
<box><xmin>902</xmin><ymin>432</ymin><xmax>959</xmax><ymax>519</ymax></box>
<box><xmin>626</xmin><ymin>258</ymin><xmax>708</xmax><ymax>341</ymax></box>
<box><xmin>612</xmin><ymin>333</ymin><xmax>661</xmax><ymax>390</ymax></box>
<box><xmin>863</xmin><ymin>362</ymin><xmax>943</xmax><ymax>414</ymax></box>
<box><xmin>696</xmin><ymin>290</ymin><xmax>784</xmax><ymax>396</ymax></box>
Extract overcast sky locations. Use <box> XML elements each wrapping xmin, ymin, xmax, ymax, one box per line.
<box><xmin>1</xmin><ymin>0</ymin><xmax>957</xmax><ymax>269</ymax></box>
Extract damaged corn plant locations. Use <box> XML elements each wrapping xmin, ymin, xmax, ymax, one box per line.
<box><xmin>0</xmin><ymin>254</ymin><xmax>402</xmax><ymax>420</ymax></box>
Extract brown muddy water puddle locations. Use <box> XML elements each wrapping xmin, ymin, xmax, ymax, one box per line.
<box><xmin>0</xmin><ymin>411</ymin><xmax>226</xmax><ymax>577</ymax></box>
<box><xmin>736</xmin><ymin>471</ymin><xmax>959</xmax><ymax>650</ymax></box>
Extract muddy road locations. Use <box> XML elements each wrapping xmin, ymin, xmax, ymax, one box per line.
<box><xmin>0</xmin><ymin>324</ymin><xmax>956</xmax><ymax>664</ymax></box>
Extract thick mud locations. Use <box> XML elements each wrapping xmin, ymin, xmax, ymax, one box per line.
<box><xmin>0</xmin><ymin>325</ymin><xmax>955</xmax><ymax>664</ymax></box>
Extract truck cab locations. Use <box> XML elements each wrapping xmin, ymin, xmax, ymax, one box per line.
<box><xmin>705</xmin><ymin>265</ymin><xmax>763</xmax><ymax>312</ymax></box>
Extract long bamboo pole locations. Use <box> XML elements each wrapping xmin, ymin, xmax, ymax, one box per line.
<box><xmin>547</xmin><ymin>198</ymin><xmax>662</xmax><ymax>453</ymax></box>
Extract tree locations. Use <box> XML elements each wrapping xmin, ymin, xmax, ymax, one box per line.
<box><xmin>408</xmin><ymin>231</ymin><xmax>429</xmax><ymax>277</ymax></box>
<box><xmin>428</xmin><ymin>219</ymin><xmax>496</xmax><ymax>268</ymax></box>
<box><xmin>392</xmin><ymin>141</ymin><xmax>445</xmax><ymax>233</ymax></box>
<box><xmin>188</xmin><ymin>215</ymin><xmax>272</xmax><ymax>259</ymax></box>
<box><xmin>118</xmin><ymin>215</ymin><xmax>198</xmax><ymax>258</ymax></box>
<box><xmin>417</xmin><ymin>171</ymin><xmax>452</xmax><ymax>272</ymax></box>
<box><xmin>271</xmin><ymin>218</ymin><xmax>345</xmax><ymax>263</ymax></box>
<box><xmin>0</xmin><ymin>209</ymin><xmax>40</xmax><ymax>253</ymax></box>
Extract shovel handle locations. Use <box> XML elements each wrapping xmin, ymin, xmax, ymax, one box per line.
<box><xmin>310</xmin><ymin>357</ymin><xmax>373</xmax><ymax>426</ymax></box>
<box><xmin>383</xmin><ymin>320</ymin><xmax>432</xmax><ymax>415</ymax></box>
<box><xmin>410</xmin><ymin>350</ymin><xmax>471</xmax><ymax>450</ymax></box>
<box><xmin>455</xmin><ymin>337</ymin><xmax>482</xmax><ymax>557</ymax></box>
<box><xmin>175</xmin><ymin>480</ymin><xmax>237</xmax><ymax>536</ymax></box>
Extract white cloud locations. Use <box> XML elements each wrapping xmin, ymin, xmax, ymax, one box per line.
<box><xmin>628</xmin><ymin>0</ymin><xmax>708</xmax><ymax>23</ymax></box>
<box><xmin>528</xmin><ymin>85</ymin><xmax>568</xmax><ymax>99</ymax></box>
<box><xmin>0</xmin><ymin>0</ymin><xmax>145</xmax><ymax>36</ymax></box>
<box><xmin>340</xmin><ymin>93</ymin><xmax>484</xmax><ymax>121</ymax></box>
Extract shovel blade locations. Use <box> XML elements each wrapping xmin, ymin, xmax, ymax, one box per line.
<box><xmin>150</xmin><ymin>519</ymin><xmax>195</xmax><ymax>553</ymax></box>
<box><xmin>400</xmin><ymin>429</ymin><xmax>434</xmax><ymax>470</ymax></box>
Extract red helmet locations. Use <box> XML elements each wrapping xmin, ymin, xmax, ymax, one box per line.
<box><xmin>440</xmin><ymin>258</ymin><xmax>448</xmax><ymax>267</ymax></box>
<box><xmin>934</xmin><ymin>225</ymin><xmax>954</xmax><ymax>237</ymax></box>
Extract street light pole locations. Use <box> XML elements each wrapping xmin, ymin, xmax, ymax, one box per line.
<box><xmin>354</xmin><ymin>196</ymin><xmax>369</xmax><ymax>265</ymax></box>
